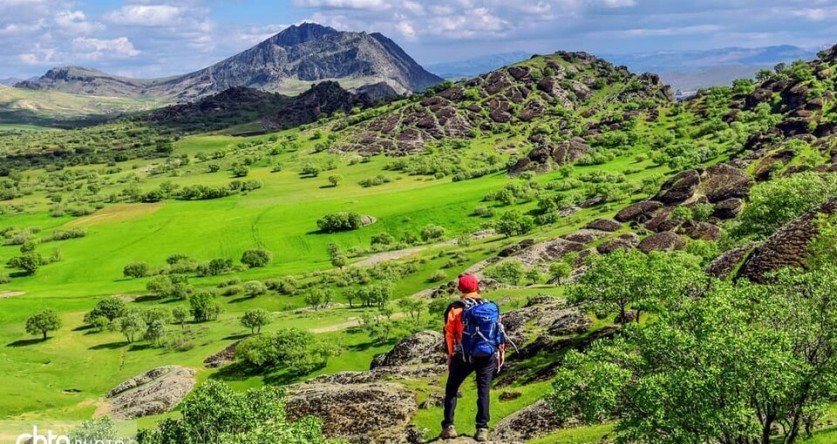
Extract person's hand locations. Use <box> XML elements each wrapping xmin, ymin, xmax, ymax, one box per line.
<box><xmin>497</xmin><ymin>350</ymin><xmax>505</xmax><ymax>370</ymax></box>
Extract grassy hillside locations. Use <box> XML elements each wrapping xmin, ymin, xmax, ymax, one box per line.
<box><xmin>0</xmin><ymin>47</ymin><xmax>834</xmax><ymax>442</ymax></box>
<box><xmin>0</xmin><ymin>87</ymin><xmax>164</xmax><ymax>127</ymax></box>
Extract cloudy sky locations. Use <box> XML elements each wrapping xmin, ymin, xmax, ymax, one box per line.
<box><xmin>0</xmin><ymin>0</ymin><xmax>834</xmax><ymax>79</ymax></box>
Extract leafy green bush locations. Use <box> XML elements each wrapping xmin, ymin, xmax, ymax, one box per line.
<box><xmin>316</xmin><ymin>212</ymin><xmax>362</xmax><ymax>232</ymax></box>
<box><xmin>236</xmin><ymin>328</ymin><xmax>337</xmax><ymax>375</ymax></box>
<box><xmin>241</xmin><ymin>248</ymin><xmax>272</xmax><ymax>268</ymax></box>
<box><xmin>485</xmin><ymin>260</ymin><xmax>526</xmax><ymax>285</ymax></box>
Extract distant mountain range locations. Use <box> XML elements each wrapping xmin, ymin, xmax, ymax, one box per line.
<box><xmin>426</xmin><ymin>51</ymin><xmax>534</xmax><ymax>79</ymax></box>
<box><xmin>15</xmin><ymin>23</ymin><xmax>442</xmax><ymax>102</ymax></box>
<box><xmin>425</xmin><ymin>45</ymin><xmax>821</xmax><ymax>92</ymax></box>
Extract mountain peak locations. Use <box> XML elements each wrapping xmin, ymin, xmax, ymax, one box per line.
<box><xmin>271</xmin><ymin>22</ymin><xmax>339</xmax><ymax>46</ymax></box>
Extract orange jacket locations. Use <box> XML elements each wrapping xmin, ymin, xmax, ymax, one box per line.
<box><xmin>444</xmin><ymin>293</ymin><xmax>505</xmax><ymax>357</ymax></box>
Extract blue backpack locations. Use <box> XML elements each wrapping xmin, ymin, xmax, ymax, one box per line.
<box><xmin>459</xmin><ymin>299</ymin><xmax>505</xmax><ymax>358</ymax></box>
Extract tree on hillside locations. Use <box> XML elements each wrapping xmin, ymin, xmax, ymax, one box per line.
<box><xmin>241</xmin><ymin>248</ymin><xmax>272</xmax><ymax>268</ymax></box>
<box><xmin>25</xmin><ymin>310</ymin><xmax>62</xmax><ymax>340</ymax></box>
<box><xmin>495</xmin><ymin>210</ymin><xmax>535</xmax><ymax>237</ymax></box>
<box><xmin>189</xmin><ymin>292</ymin><xmax>222</xmax><ymax>322</ymax></box>
<box><xmin>83</xmin><ymin>297</ymin><xmax>126</xmax><ymax>325</ymax></box>
<box><xmin>240</xmin><ymin>309</ymin><xmax>272</xmax><ymax>334</ymax></box>
<box><xmin>567</xmin><ymin>250</ymin><xmax>706</xmax><ymax>324</ymax></box>
<box><xmin>420</xmin><ymin>224</ymin><xmax>446</xmax><ymax>242</ymax></box>
<box><xmin>327</xmin><ymin>174</ymin><xmax>342</xmax><ymax>187</ymax></box>
<box><xmin>114</xmin><ymin>311</ymin><xmax>145</xmax><ymax>343</ymax></box>
<box><xmin>136</xmin><ymin>381</ymin><xmax>328</xmax><ymax>444</ymax></box>
<box><xmin>549</xmin><ymin>262</ymin><xmax>572</xmax><ymax>284</ymax></box>
<box><xmin>146</xmin><ymin>275</ymin><xmax>173</xmax><ymax>298</ymax></box>
<box><xmin>171</xmin><ymin>306</ymin><xmax>189</xmax><ymax>330</ymax></box>
<box><xmin>316</xmin><ymin>212</ymin><xmax>362</xmax><ymax>232</ymax></box>
<box><xmin>330</xmin><ymin>254</ymin><xmax>347</xmax><ymax>270</ymax></box>
<box><xmin>548</xmin><ymin>265</ymin><xmax>837</xmax><ymax>444</ymax></box>
<box><xmin>243</xmin><ymin>280</ymin><xmax>268</xmax><ymax>297</ymax></box>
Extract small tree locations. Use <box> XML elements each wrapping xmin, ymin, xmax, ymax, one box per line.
<box><xmin>398</xmin><ymin>298</ymin><xmax>426</xmax><ymax>322</ymax></box>
<box><xmin>25</xmin><ymin>309</ymin><xmax>62</xmax><ymax>340</ymax></box>
<box><xmin>189</xmin><ymin>292</ymin><xmax>222</xmax><ymax>322</ymax></box>
<box><xmin>123</xmin><ymin>262</ymin><xmax>150</xmax><ymax>278</ymax></box>
<box><xmin>304</xmin><ymin>291</ymin><xmax>324</xmax><ymax>310</ymax></box>
<box><xmin>241</xmin><ymin>248</ymin><xmax>272</xmax><ymax>268</ymax></box>
<box><xmin>84</xmin><ymin>297</ymin><xmax>126</xmax><ymax>324</ymax></box>
<box><xmin>7</xmin><ymin>253</ymin><xmax>40</xmax><ymax>275</ymax></box>
<box><xmin>496</xmin><ymin>210</ymin><xmax>535</xmax><ymax>237</ymax></box>
<box><xmin>549</xmin><ymin>262</ymin><xmax>572</xmax><ymax>284</ymax></box>
<box><xmin>330</xmin><ymin>254</ymin><xmax>347</xmax><ymax>270</ymax></box>
<box><xmin>327</xmin><ymin>175</ymin><xmax>343</xmax><ymax>187</ymax></box>
<box><xmin>115</xmin><ymin>311</ymin><xmax>144</xmax><ymax>343</ymax></box>
<box><xmin>171</xmin><ymin>306</ymin><xmax>189</xmax><ymax>329</ymax></box>
<box><xmin>144</xmin><ymin>319</ymin><xmax>167</xmax><ymax>346</ymax></box>
<box><xmin>241</xmin><ymin>309</ymin><xmax>272</xmax><ymax>334</ymax></box>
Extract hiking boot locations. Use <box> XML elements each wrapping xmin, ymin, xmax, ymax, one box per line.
<box><xmin>475</xmin><ymin>428</ymin><xmax>490</xmax><ymax>442</ymax></box>
<box><xmin>440</xmin><ymin>425</ymin><xmax>458</xmax><ymax>439</ymax></box>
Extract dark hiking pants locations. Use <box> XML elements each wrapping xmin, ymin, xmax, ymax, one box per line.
<box><xmin>442</xmin><ymin>354</ymin><xmax>496</xmax><ymax>429</ymax></box>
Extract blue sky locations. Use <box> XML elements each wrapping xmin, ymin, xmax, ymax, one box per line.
<box><xmin>0</xmin><ymin>0</ymin><xmax>834</xmax><ymax>79</ymax></box>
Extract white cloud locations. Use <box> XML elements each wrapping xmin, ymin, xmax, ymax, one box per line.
<box><xmin>294</xmin><ymin>0</ymin><xmax>391</xmax><ymax>11</ymax></box>
<box><xmin>55</xmin><ymin>10</ymin><xmax>102</xmax><ymax>35</ymax></box>
<box><xmin>105</xmin><ymin>5</ymin><xmax>184</xmax><ymax>27</ymax></box>
<box><xmin>73</xmin><ymin>36</ymin><xmax>140</xmax><ymax>60</ymax></box>
<box><xmin>788</xmin><ymin>7</ymin><xmax>837</xmax><ymax>21</ymax></box>
<box><xmin>605</xmin><ymin>24</ymin><xmax>724</xmax><ymax>37</ymax></box>
<box><xmin>596</xmin><ymin>0</ymin><xmax>637</xmax><ymax>8</ymax></box>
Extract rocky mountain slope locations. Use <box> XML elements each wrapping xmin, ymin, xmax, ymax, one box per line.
<box><xmin>16</xmin><ymin>23</ymin><xmax>441</xmax><ymax>101</ymax></box>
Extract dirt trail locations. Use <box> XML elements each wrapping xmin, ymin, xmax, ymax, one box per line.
<box><xmin>353</xmin><ymin>230</ymin><xmax>496</xmax><ymax>268</ymax></box>
<box><xmin>311</xmin><ymin>312</ymin><xmax>407</xmax><ymax>333</ymax></box>
<box><xmin>0</xmin><ymin>291</ymin><xmax>24</xmax><ymax>299</ymax></box>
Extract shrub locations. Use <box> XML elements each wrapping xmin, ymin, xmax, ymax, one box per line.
<box><xmin>429</xmin><ymin>270</ymin><xmax>448</xmax><ymax>283</ymax></box>
<box><xmin>236</xmin><ymin>328</ymin><xmax>336</xmax><ymax>375</ymax></box>
<box><xmin>243</xmin><ymin>280</ymin><xmax>268</xmax><ymax>297</ymax></box>
<box><xmin>84</xmin><ymin>297</ymin><xmax>126</xmax><ymax>325</ymax></box>
<box><xmin>241</xmin><ymin>248</ymin><xmax>272</xmax><ymax>268</ymax></box>
<box><xmin>317</xmin><ymin>212</ymin><xmax>362</xmax><ymax>232</ymax></box>
<box><xmin>123</xmin><ymin>262</ymin><xmax>150</xmax><ymax>278</ymax></box>
<box><xmin>495</xmin><ymin>210</ymin><xmax>535</xmax><ymax>237</ymax></box>
<box><xmin>420</xmin><ymin>224</ymin><xmax>446</xmax><ymax>242</ymax></box>
<box><xmin>147</xmin><ymin>275</ymin><xmax>174</xmax><ymax>297</ymax></box>
<box><xmin>371</xmin><ymin>232</ymin><xmax>395</xmax><ymax>245</ymax></box>
<box><xmin>485</xmin><ymin>260</ymin><xmax>526</xmax><ymax>285</ymax></box>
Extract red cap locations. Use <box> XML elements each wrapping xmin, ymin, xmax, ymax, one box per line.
<box><xmin>458</xmin><ymin>274</ymin><xmax>479</xmax><ymax>293</ymax></box>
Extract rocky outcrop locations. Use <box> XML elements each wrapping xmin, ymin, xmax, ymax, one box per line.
<box><xmin>597</xmin><ymin>233</ymin><xmax>639</xmax><ymax>254</ymax></box>
<box><xmin>737</xmin><ymin>198</ymin><xmax>836</xmax><ymax>283</ymax></box>
<box><xmin>706</xmin><ymin>243</ymin><xmax>756</xmax><ymax>280</ymax></box>
<box><xmin>502</xmin><ymin>296</ymin><xmax>591</xmax><ymax>345</ymax></box>
<box><xmin>286</xmin><ymin>383</ymin><xmax>417</xmax><ymax>443</ymax></box>
<box><xmin>106</xmin><ymin>366</ymin><xmax>197</xmax><ymax>419</ymax></box>
<box><xmin>493</xmin><ymin>400</ymin><xmax>567</xmax><ymax>443</ymax></box>
<box><xmin>656</xmin><ymin>170</ymin><xmax>701</xmax><ymax>204</ymax></box>
<box><xmin>203</xmin><ymin>341</ymin><xmax>239</xmax><ymax>368</ymax></box>
<box><xmin>713</xmin><ymin>198</ymin><xmax>743</xmax><ymax>219</ymax></box>
<box><xmin>509</xmin><ymin>238</ymin><xmax>586</xmax><ymax>268</ymax></box>
<box><xmin>615</xmin><ymin>200</ymin><xmax>663</xmax><ymax>223</ymax></box>
<box><xmin>562</xmin><ymin>229</ymin><xmax>608</xmax><ymax>244</ymax></box>
<box><xmin>701</xmin><ymin>164</ymin><xmax>754</xmax><ymax>202</ymax></box>
<box><xmin>680</xmin><ymin>221</ymin><xmax>722</xmax><ymax>241</ymax></box>
<box><xmin>585</xmin><ymin>218</ymin><xmax>622</xmax><ymax>232</ymax></box>
<box><xmin>370</xmin><ymin>331</ymin><xmax>445</xmax><ymax>369</ymax></box>
<box><xmin>637</xmin><ymin>231</ymin><xmax>686</xmax><ymax>253</ymax></box>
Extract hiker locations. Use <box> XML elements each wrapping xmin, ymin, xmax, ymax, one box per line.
<box><xmin>440</xmin><ymin>274</ymin><xmax>506</xmax><ymax>442</ymax></box>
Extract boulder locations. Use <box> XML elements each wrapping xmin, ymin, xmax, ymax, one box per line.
<box><xmin>286</xmin><ymin>383</ymin><xmax>417</xmax><ymax>443</ymax></box>
<box><xmin>701</xmin><ymin>164</ymin><xmax>754</xmax><ymax>202</ymax></box>
<box><xmin>644</xmin><ymin>208</ymin><xmax>681</xmax><ymax>233</ymax></box>
<box><xmin>713</xmin><ymin>198</ymin><xmax>743</xmax><ymax>219</ymax></box>
<box><xmin>360</xmin><ymin>215</ymin><xmax>377</xmax><ymax>226</ymax></box>
<box><xmin>655</xmin><ymin>169</ymin><xmax>700</xmax><ymax>204</ymax></box>
<box><xmin>597</xmin><ymin>233</ymin><xmax>639</xmax><ymax>254</ymax></box>
<box><xmin>498</xmin><ymin>239</ymin><xmax>536</xmax><ymax>257</ymax></box>
<box><xmin>637</xmin><ymin>231</ymin><xmax>686</xmax><ymax>253</ymax></box>
<box><xmin>493</xmin><ymin>400</ymin><xmax>567</xmax><ymax>443</ymax></box>
<box><xmin>585</xmin><ymin>218</ymin><xmax>621</xmax><ymax>232</ymax></box>
<box><xmin>680</xmin><ymin>221</ymin><xmax>722</xmax><ymax>241</ymax></box>
<box><xmin>511</xmin><ymin>238</ymin><xmax>586</xmax><ymax>268</ymax></box>
<box><xmin>106</xmin><ymin>366</ymin><xmax>197</xmax><ymax>419</ymax></box>
<box><xmin>738</xmin><ymin>199</ymin><xmax>836</xmax><ymax>283</ymax></box>
<box><xmin>706</xmin><ymin>243</ymin><xmax>756</xmax><ymax>280</ymax></box>
<box><xmin>370</xmin><ymin>331</ymin><xmax>445</xmax><ymax>369</ymax></box>
<box><xmin>561</xmin><ymin>229</ymin><xmax>608</xmax><ymax>244</ymax></box>
<box><xmin>615</xmin><ymin>200</ymin><xmax>663</xmax><ymax>223</ymax></box>
<box><xmin>552</xmin><ymin>137</ymin><xmax>590</xmax><ymax>165</ymax></box>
